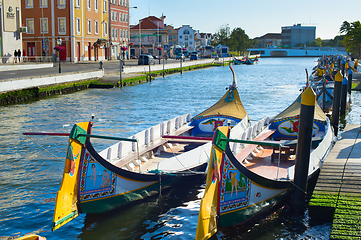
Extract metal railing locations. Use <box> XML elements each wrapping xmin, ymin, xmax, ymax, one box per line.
<box><xmin>0</xmin><ymin>56</ymin><xmax>54</xmax><ymax>64</ymax></box>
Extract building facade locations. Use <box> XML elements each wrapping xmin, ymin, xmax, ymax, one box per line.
<box><xmin>22</xmin><ymin>0</ymin><xmax>109</xmax><ymax>62</ymax></box>
<box><xmin>0</xmin><ymin>0</ymin><xmax>22</xmax><ymax>62</ymax></box>
<box><xmin>129</xmin><ymin>15</ymin><xmax>166</xmax><ymax>57</ymax></box>
<box><xmin>254</xmin><ymin>33</ymin><xmax>282</xmax><ymax>48</ymax></box>
<box><xmin>281</xmin><ymin>24</ymin><xmax>316</xmax><ymax>47</ymax></box>
<box><xmin>109</xmin><ymin>0</ymin><xmax>129</xmax><ymax>60</ymax></box>
<box><xmin>177</xmin><ymin>25</ymin><xmax>195</xmax><ymax>52</ymax></box>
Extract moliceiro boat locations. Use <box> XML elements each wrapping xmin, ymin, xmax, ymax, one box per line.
<box><xmin>195</xmin><ymin>88</ymin><xmax>335</xmax><ymax>240</ymax></box>
<box><xmin>51</xmin><ymin>66</ymin><xmax>250</xmax><ymax>231</ymax></box>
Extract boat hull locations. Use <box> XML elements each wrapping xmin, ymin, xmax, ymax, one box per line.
<box><xmin>219</xmin><ymin>188</ymin><xmax>291</xmax><ymax>228</ymax></box>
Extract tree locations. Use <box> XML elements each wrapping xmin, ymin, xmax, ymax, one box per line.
<box><xmin>307</xmin><ymin>37</ymin><xmax>322</xmax><ymax>47</ymax></box>
<box><xmin>339</xmin><ymin>20</ymin><xmax>361</xmax><ymax>58</ymax></box>
<box><xmin>212</xmin><ymin>24</ymin><xmax>230</xmax><ymax>47</ymax></box>
<box><xmin>228</xmin><ymin>27</ymin><xmax>253</xmax><ymax>55</ymax></box>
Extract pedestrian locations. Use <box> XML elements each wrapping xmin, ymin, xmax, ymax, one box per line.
<box><xmin>14</xmin><ymin>49</ymin><xmax>18</xmax><ymax>63</ymax></box>
<box><xmin>23</xmin><ymin>50</ymin><xmax>27</xmax><ymax>63</ymax></box>
<box><xmin>17</xmin><ymin>49</ymin><xmax>21</xmax><ymax>63</ymax></box>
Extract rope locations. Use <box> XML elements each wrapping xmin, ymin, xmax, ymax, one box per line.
<box><xmin>166</xmin><ymin>141</ymin><xmax>199</xmax><ymax>174</ymax></box>
<box><xmin>26</xmin><ymin>135</ymin><xmax>63</xmax><ymax>160</ymax></box>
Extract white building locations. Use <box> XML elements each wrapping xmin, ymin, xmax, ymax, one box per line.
<box><xmin>0</xmin><ymin>0</ymin><xmax>22</xmax><ymax>62</ymax></box>
<box><xmin>178</xmin><ymin>25</ymin><xmax>195</xmax><ymax>52</ymax></box>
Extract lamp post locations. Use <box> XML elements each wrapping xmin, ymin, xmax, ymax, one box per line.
<box><xmin>57</xmin><ymin>37</ymin><xmax>62</xmax><ymax>73</ymax></box>
<box><xmin>139</xmin><ymin>19</ymin><xmax>142</xmax><ymax>57</ymax></box>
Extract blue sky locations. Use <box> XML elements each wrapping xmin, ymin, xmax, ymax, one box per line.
<box><xmin>130</xmin><ymin>0</ymin><xmax>361</xmax><ymax>40</ymax></box>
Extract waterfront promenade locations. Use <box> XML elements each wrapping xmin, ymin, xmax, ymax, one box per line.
<box><xmin>0</xmin><ymin>58</ymin><xmax>224</xmax><ymax>93</ymax></box>
<box><xmin>309</xmin><ymin>124</ymin><xmax>361</xmax><ymax>239</ymax></box>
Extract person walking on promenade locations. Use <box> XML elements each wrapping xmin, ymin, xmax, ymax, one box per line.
<box><xmin>17</xmin><ymin>49</ymin><xmax>21</xmax><ymax>63</ymax></box>
<box><xmin>14</xmin><ymin>49</ymin><xmax>18</xmax><ymax>63</ymax></box>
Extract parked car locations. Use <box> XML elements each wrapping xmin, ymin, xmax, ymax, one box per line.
<box><xmin>138</xmin><ymin>54</ymin><xmax>156</xmax><ymax>65</ymax></box>
<box><xmin>190</xmin><ymin>54</ymin><xmax>198</xmax><ymax>61</ymax></box>
<box><xmin>176</xmin><ymin>53</ymin><xmax>185</xmax><ymax>61</ymax></box>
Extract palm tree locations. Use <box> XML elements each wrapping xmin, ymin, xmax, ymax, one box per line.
<box><xmin>339</xmin><ymin>21</ymin><xmax>361</xmax><ymax>58</ymax></box>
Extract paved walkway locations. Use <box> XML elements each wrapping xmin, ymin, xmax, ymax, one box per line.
<box><xmin>309</xmin><ymin>124</ymin><xmax>361</xmax><ymax>239</ymax></box>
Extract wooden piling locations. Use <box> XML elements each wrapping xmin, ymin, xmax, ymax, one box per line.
<box><xmin>340</xmin><ymin>77</ymin><xmax>348</xmax><ymax>116</ymax></box>
<box><xmin>331</xmin><ymin>71</ymin><xmax>343</xmax><ymax>136</ymax></box>
<box><xmin>347</xmin><ymin>69</ymin><xmax>353</xmax><ymax>95</ymax></box>
<box><xmin>291</xmin><ymin>87</ymin><xmax>316</xmax><ymax>214</ymax></box>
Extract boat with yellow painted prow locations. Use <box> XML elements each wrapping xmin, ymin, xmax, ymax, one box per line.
<box><xmin>51</xmin><ymin>66</ymin><xmax>250</xmax><ymax>231</ymax></box>
<box><xmin>14</xmin><ymin>235</ymin><xmax>46</xmax><ymax>240</ymax></box>
<box><xmin>195</xmin><ymin>88</ymin><xmax>335</xmax><ymax>240</ymax></box>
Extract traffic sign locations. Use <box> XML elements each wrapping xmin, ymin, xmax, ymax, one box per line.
<box><xmin>164</xmin><ymin>45</ymin><xmax>169</xmax><ymax>50</ymax></box>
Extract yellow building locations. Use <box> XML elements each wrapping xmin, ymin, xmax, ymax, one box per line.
<box><xmin>22</xmin><ymin>0</ymin><xmax>109</xmax><ymax>62</ymax></box>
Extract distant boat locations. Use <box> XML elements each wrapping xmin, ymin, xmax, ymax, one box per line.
<box><xmin>50</xmin><ymin>66</ymin><xmax>250</xmax><ymax>231</ymax></box>
<box><xmin>195</xmin><ymin>88</ymin><xmax>335</xmax><ymax>240</ymax></box>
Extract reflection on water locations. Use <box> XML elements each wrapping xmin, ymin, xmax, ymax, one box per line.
<box><xmin>0</xmin><ymin>58</ymin><xmax>359</xmax><ymax>239</ymax></box>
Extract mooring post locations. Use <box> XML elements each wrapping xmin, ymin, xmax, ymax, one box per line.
<box><xmin>331</xmin><ymin>71</ymin><xmax>343</xmax><ymax>136</ymax></box>
<box><xmin>163</xmin><ymin>58</ymin><xmax>165</xmax><ymax>77</ymax></box>
<box><xmin>119</xmin><ymin>59</ymin><xmax>123</xmax><ymax>88</ymax></box>
<box><xmin>347</xmin><ymin>69</ymin><xmax>353</xmax><ymax>95</ymax></box>
<box><xmin>322</xmin><ymin>79</ymin><xmax>326</xmax><ymax>112</ymax></box>
<box><xmin>341</xmin><ymin>59</ymin><xmax>346</xmax><ymax>76</ymax></box>
<box><xmin>291</xmin><ymin>87</ymin><xmax>316</xmax><ymax>214</ymax></box>
<box><xmin>337</xmin><ymin>56</ymin><xmax>341</xmax><ymax>69</ymax></box>
<box><xmin>180</xmin><ymin>57</ymin><xmax>183</xmax><ymax>74</ymax></box>
<box><xmin>340</xmin><ymin>76</ymin><xmax>348</xmax><ymax>116</ymax></box>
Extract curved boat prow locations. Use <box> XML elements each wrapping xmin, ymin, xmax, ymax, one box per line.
<box><xmin>195</xmin><ymin>126</ymin><xmax>230</xmax><ymax>240</ymax></box>
<box><xmin>52</xmin><ymin>122</ymin><xmax>91</xmax><ymax>231</ymax></box>
<box><xmin>229</xmin><ymin>65</ymin><xmax>237</xmax><ymax>88</ymax></box>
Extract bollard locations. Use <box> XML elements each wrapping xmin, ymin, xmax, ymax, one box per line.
<box><xmin>340</xmin><ymin>77</ymin><xmax>348</xmax><ymax>116</ymax></box>
<box><xmin>99</xmin><ymin>61</ymin><xmax>103</xmax><ymax>69</ymax></box>
<box><xmin>341</xmin><ymin>59</ymin><xmax>346</xmax><ymax>76</ymax></box>
<box><xmin>347</xmin><ymin>69</ymin><xmax>353</xmax><ymax>95</ymax></box>
<box><xmin>119</xmin><ymin>59</ymin><xmax>123</xmax><ymax>88</ymax></box>
<box><xmin>331</xmin><ymin>71</ymin><xmax>343</xmax><ymax>136</ymax></box>
<box><xmin>291</xmin><ymin>87</ymin><xmax>316</xmax><ymax>214</ymax></box>
<box><xmin>163</xmin><ymin>58</ymin><xmax>165</xmax><ymax>77</ymax></box>
<box><xmin>180</xmin><ymin>57</ymin><xmax>183</xmax><ymax>74</ymax></box>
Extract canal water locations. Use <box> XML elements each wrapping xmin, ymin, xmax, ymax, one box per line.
<box><xmin>1</xmin><ymin>58</ymin><xmax>360</xmax><ymax>239</ymax></box>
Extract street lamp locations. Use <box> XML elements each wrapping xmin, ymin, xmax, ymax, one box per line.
<box><xmin>57</xmin><ymin>37</ymin><xmax>62</xmax><ymax>73</ymax></box>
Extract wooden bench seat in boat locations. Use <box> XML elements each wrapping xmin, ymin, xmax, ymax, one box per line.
<box><xmin>271</xmin><ymin>133</ymin><xmax>324</xmax><ymax>162</ymax></box>
<box><xmin>114</xmin><ymin>125</ymin><xmax>194</xmax><ymax>170</ymax></box>
<box><xmin>235</xmin><ymin>129</ymin><xmax>276</xmax><ymax>162</ymax></box>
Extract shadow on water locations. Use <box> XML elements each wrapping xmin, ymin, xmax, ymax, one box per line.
<box><xmin>78</xmin><ymin>177</ymin><xmax>204</xmax><ymax>240</ymax></box>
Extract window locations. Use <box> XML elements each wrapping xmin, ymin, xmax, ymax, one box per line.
<box><xmin>125</xmin><ymin>0</ymin><xmax>127</xmax><ymax>6</ymax></box>
<box><xmin>87</xmin><ymin>19</ymin><xmax>91</xmax><ymax>34</ymax></box>
<box><xmin>58</xmin><ymin>18</ymin><xmax>66</xmax><ymax>33</ymax></box>
<box><xmin>119</xmin><ymin>0</ymin><xmax>121</xmax><ymax>5</ymax></box>
<box><xmin>76</xmin><ymin>18</ymin><xmax>81</xmax><ymax>34</ymax></box>
<box><xmin>125</xmin><ymin>14</ymin><xmax>128</xmax><ymax>23</ymax></box>
<box><xmin>87</xmin><ymin>0</ymin><xmax>91</xmax><ymax>9</ymax></box>
<box><xmin>115</xmin><ymin>12</ymin><xmax>117</xmax><ymax>21</ymax></box>
<box><xmin>94</xmin><ymin>0</ymin><xmax>98</xmax><ymax>11</ymax></box>
<box><xmin>75</xmin><ymin>0</ymin><xmax>80</xmax><ymax>7</ymax></box>
<box><xmin>26</xmin><ymin>19</ymin><xmax>34</xmax><ymax>34</ymax></box>
<box><xmin>120</xmin><ymin>29</ymin><xmax>122</xmax><ymax>38</ymax></box>
<box><xmin>179</xmin><ymin>36</ymin><xmax>182</xmax><ymax>39</ymax></box>
<box><xmin>115</xmin><ymin>28</ymin><xmax>117</xmax><ymax>39</ymax></box>
<box><xmin>123</xmin><ymin>14</ymin><xmax>125</xmax><ymax>22</ymax></box>
<box><xmin>94</xmin><ymin>20</ymin><xmax>98</xmax><ymax>34</ymax></box>
<box><xmin>104</xmin><ymin>22</ymin><xmax>108</xmax><ymax>36</ymax></box>
<box><xmin>58</xmin><ymin>0</ymin><xmax>66</xmax><ymax>7</ymax></box>
<box><xmin>125</xmin><ymin>30</ymin><xmax>128</xmax><ymax>38</ymax></box>
<box><xmin>119</xmin><ymin>13</ymin><xmax>122</xmax><ymax>22</ymax></box>
<box><xmin>183</xmin><ymin>29</ymin><xmax>189</xmax><ymax>34</ymax></box>
<box><xmin>169</xmin><ymin>35</ymin><xmax>172</xmax><ymax>40</ymax></box>
<box><xmin>26</xmin><ymin>0</ymin><xmax>34</xmax><ymax>8</ymax></box>
<box><xmin>185</xmin><ymin>36</ymin><xmax>188</xmax><ymax>41</ymax></box>
<box><xmin>104</xmin><ymin>0</ymin><xmax>107</xmax><ymax>12</ymax></box>
<box><xmin>40</xmin><ymin>18</ymin><xmax>48</xmax><ymax>33</ymax></box>
<box><xmin>40</xmin><ymin>0</ymin><xmax>48</xmax><ymax>7</ymax></box>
